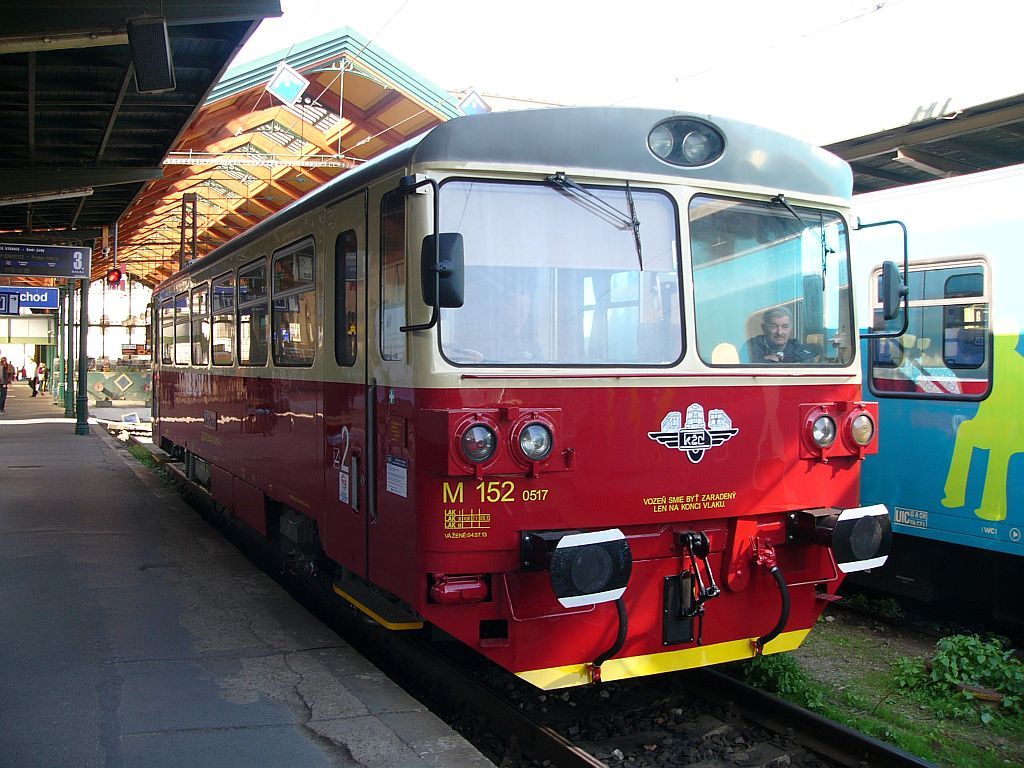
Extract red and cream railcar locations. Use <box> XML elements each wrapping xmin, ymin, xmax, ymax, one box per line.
<box><xmin>153</xmin><ymin>108</ymin><xmax>892</xmax><ymax>688</ymax></box>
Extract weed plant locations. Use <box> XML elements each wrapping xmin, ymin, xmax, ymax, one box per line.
<box><xmin>894</xmin><ymin>634</ymin><xmax>1024</xmax><ymax>724</ymax></box>
<box><xmin>126</xmin><ymin>442</ymin><xmax>158</xmax><ymax>468</ymax></box>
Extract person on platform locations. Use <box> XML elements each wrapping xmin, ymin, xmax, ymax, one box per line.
<box><xmin>0</xmin><ymin>356</ymin><xmax>10</xmax><ymax>413</ymax></box>
<box><xmin>744</xmin><ymin>306</ymin><xmax>819</xmax><ymax>364</ymax></box>
<box><xmin>26</xmin><ymin>358</ymin><xmax>39</xmax><ymax>397</ymax></box>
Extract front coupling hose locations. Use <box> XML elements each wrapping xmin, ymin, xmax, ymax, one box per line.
<box><xmin>591</xmin><ymin>598</ymin><xmax>628</xmax><ymax>681</ymax></box>
<box><xmin>752</xmin><ymin>538</ymin><xmax>790</xmax><ymax>655</ymax></box>
<box><xmin>754</xmin><ymin>565</ymin><xmax>790</xmax><ymax>655</ymax></box>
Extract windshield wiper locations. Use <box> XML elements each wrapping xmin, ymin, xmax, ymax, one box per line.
<box><xmin>625</xmin><ymin>181</ymin><xmax>643</xmax><ymax>270</ymax></box>
<box><xmin>546</xmin><ymin>171</ymin><xmax>643</xmax><ymax>269</ymax></box>
<box><xmin>770</xmin><ymin>193</ymin><xmax>807</xmax><ymax>229</ymax></box>
<box><xmin>772</xmin><ymin>193</ymin><xmax>833</xmax><ymax>283</ymax></box>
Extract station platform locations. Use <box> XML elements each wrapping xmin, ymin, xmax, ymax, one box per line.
<box><xmin>0</xmin><ymin>385</ymin><xmax>493</xmax><ymax>768</ymax></box>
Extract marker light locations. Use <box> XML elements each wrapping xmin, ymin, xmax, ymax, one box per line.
<box><xmin>849</xmin><ymin>413</ymin><xmax>875</xmax><ymax>446</ymax></box>
<box><xmin>648</xmin><ymin>118</ymin><xmax>725</xmax><ymax>167</ymax></box>
<box><xmin>461</xmin><ymin>424</ymin><xmax>497</xmax><ymax>463</ymax></box>
<box><xmin>811</xmin><ymin>415</ymin><xmax>837</xmax><ymax>448</ymax></box>
<box><xmin>519</xmin><ymin>422</ymin><xmax>553</xmax><ymax>461</ymax></box>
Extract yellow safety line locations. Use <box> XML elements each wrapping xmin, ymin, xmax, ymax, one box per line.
<box><xmin>515</xmin><ymin>628</ymin><xmax>812</xmax><ymax>689</ymax></box>
<box><xmin>332</xmin><ymin>584</ymin><xmax>424</xmax><ymax>631</ymax></box>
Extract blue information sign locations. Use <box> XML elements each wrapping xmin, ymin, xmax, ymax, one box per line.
<box><xmin>0</xmin><ymin>242</ymin><xmax>91</xmax><ymax>279</ymax></box>
<box><xmin>1</xmin><ymin>286</ymin><xmax>59</xmax><ymax>309</ymax></box>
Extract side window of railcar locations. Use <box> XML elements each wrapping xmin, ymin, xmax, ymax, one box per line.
<box><xmin>160</xmin><ymin>295</ymin><xmax>174</xmax><ymax>364</ymax></box>
<box><xmin>173</xmin><ymin>291</ymin><xmax>189</xmax><ymax>365</ymax></box>
<box><xmin>380</xmin><ymin>193</ymin><xmax>405</xmax><ymax>361</ymax></box>
<box><xmin>191</xmin><ymin>284</ymin><xmax>210</xmax><ymax>366</ymax></box>
<box><xmin>335</xmin><ymin>230</ymin><xmax>358</xmax><ymax>366</ymax></box>
<box><xmin>869</xmin><ymin>260</ymin><xmax>990</xmax><ymax>398</ymax></box>
<box><xmin>212</xmin><ymin>273</ymin><xmax>235</xmax><ymax>366</ymax></box>
<box><xmin>272</xmin><ymin>239</ymin><xmax>317</xmax><ymax>366</ymax></box>
<box><xmin>238</xmin><ymin>258</ymin><xmax>268</xmax><ymax>366</ymax></box>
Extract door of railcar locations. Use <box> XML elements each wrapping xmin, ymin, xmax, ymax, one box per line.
<box><xmin>323</xmin><ymin>192</ymin><xmax>370</xmax><ymax>575</ymax></box>
<box><xmin>368</xmin><ymin>185</ymin><xmax>418</xmax><ymax>597</ymax></box>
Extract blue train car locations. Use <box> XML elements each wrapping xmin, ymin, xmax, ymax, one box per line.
<box><xmin>850</xmin><ymin>165</ymin><xmax>1024</xmax><ymax>625</ymax></box>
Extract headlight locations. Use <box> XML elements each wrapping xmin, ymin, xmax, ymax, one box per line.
<box><xmin>461</xmin><ymin>424</ymin><xmax>497</xmax><ymax>463</ymax></box>
<box><xmin>648</xmin><ymin>118</ymin><xmax>724</xmax><ymax>166</ymax></box>
<box><xmin>850</xmin><ymin>413</ymin><xmax>875</xmax><ymax>446</ymax></box>
<box><xmin>811</xmin><ymin>415</ymin><xmax>837</xmax><ymax>447</ymax></box>
<box><xmin>648</xmin><ymin>124</ymin><xmax>674</xmax><ymax>158</ymax></box>
<box><xmin>680</xmin><ymin>130</ymin><xmax>711</xmax><ymax>164</ymax></box>
<box><xmin>519</xmin><ymin>422</ymin><xmax>553</xmax><ymax>461</ymax></box>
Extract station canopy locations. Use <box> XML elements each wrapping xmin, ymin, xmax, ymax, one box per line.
<box><xmin>0</xmin><ymin>13</ymin><xmax>460</xmax><ymax>288</ymax></box>
<box><xmin>0</xmin><ymin>1</ymin><xmax>282</xmax><ymax>284</ymax></box>
<box><xmin>114</xmin><ymin>28</ymin><xmax>462</xmax><ymax>287</ymax></box>
<box><xmin>824</xmin><ymin>92</ymin><xmax>1024</xmax><ymax>194</ymax></box>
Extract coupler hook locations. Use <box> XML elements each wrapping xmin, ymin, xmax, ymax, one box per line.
<box><xmin>677</xmin><ymin>530</ymin><xmax>720</xmax><ymax>618</ymax></box>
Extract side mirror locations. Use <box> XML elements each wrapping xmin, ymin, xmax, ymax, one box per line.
<box><xmin>421</xmin><ymin>233</ymin><xmax>465</xmax><ymax>308</ymax></box>
<box><xmin>880</xmin><ymin>260</ymin><xmax>904</xmax><ymax>321</ymax></box>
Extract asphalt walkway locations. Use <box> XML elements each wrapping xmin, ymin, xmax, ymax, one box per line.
<box><xmin>0</xmin><ymin>382</ymin><xmax>492</xmax><ymax>768</ymax></box>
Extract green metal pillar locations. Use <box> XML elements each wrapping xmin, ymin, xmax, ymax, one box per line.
<box><xmin>74</xmin><ymin>277</ymin><xmax>89</xmax><ymax>434</ymax></box>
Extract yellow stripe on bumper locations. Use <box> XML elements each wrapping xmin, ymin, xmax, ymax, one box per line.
<box><xmin>515</xmin><ymin>629</ymin><xmax>811</xmax><ymax>689</ymax></box>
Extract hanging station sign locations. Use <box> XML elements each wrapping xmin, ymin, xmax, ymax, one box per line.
<box><xmin>0</xmin><ymin>243</ymin><xmax>91</xmax><ymax>279</ymax></box>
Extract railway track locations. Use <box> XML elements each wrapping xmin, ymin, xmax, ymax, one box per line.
<box><xmin>157</xmin><ymin>451</ymin><xmax>936</xmax><ymax>768</ymax></box>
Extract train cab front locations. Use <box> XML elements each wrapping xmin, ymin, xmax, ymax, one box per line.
<box><xmin>412</xmin><ymin>394</ymin><xmax>894</xmax><ymax>690</ymax></box>
<box><xmin>488</xmin><ymin>506</ymin><xmax>891</xmax><ymax>689</ymax></box>
<box><xmin>419</xmin><ymin>498</ymin><xmax>891</xmax><ymax>689</ymax></box>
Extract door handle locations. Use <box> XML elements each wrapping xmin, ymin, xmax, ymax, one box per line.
<box><xmin>350</xmin><ymin>454</ymin><xmax>360</xmax><ymax>512</ymax></box>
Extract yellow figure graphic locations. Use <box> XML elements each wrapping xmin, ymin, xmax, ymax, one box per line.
<box><xmin>942</xmin><ymin>333</ymin><xmax>1024</xmax><ymax>521</ymax></box>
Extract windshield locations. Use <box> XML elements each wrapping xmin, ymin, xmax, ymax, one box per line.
<box><xmin>689</xmin><ymin>195</ymin><xmax>854</xmax><ymax>367</ymax></box>
<box><xmin>439</xmin><ymin>180</ymin><xmax>682</xmax><ymax>366</ymax></box>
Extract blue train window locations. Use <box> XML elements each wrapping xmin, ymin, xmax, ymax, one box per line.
<box><xmin>870</xmin><ymin>260</ymin><xmax>989</xmax><ymax>399</ymax></box>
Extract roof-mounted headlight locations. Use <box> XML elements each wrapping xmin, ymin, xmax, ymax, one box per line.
<box><xmin>648</xmin><ymin>118</ymin><xmax>724</xmax><ymax>167</ymax></box>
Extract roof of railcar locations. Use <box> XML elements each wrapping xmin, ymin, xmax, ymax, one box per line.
<box><xmin>156</xmin><ymin>107</ymin><xmax>853</xmax><ymax>291</ymax></box>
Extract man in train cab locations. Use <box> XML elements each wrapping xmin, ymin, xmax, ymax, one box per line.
<box><xmin>745</xmin><ymin>306</ymin><xmax>819</xmax><ymax>364</ymax></box>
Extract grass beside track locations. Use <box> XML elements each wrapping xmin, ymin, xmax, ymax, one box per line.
<box><xmin>743</xmin><ymin>610</ymin><xmax>1024</xmax><ymax>767</ymax></box>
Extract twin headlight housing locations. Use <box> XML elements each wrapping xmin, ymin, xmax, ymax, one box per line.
<box><xmin>804</xmin><ymin>404</ymin><xmax>878</xmax><ymax>459</ymax></box>
<box><xmin>460</xmin><ymin>421</ymin><xmax>554</xmax><ymax>464</ymax></box>
<box><xmin>648</xmin><ymin>118</ymin><xmax>725</xmax><ymax>167</ymax></box>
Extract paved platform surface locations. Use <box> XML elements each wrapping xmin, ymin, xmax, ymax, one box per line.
<box><xmin>0</xmin><ymin>385</ymin><xmax>493</xmax><ymax>768</ymax></box>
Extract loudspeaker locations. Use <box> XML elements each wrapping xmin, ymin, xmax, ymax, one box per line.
<box><xmin>127</xmin><ymin>16</ymin><xmax>176</xmax><ymax>93</ymax></box>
